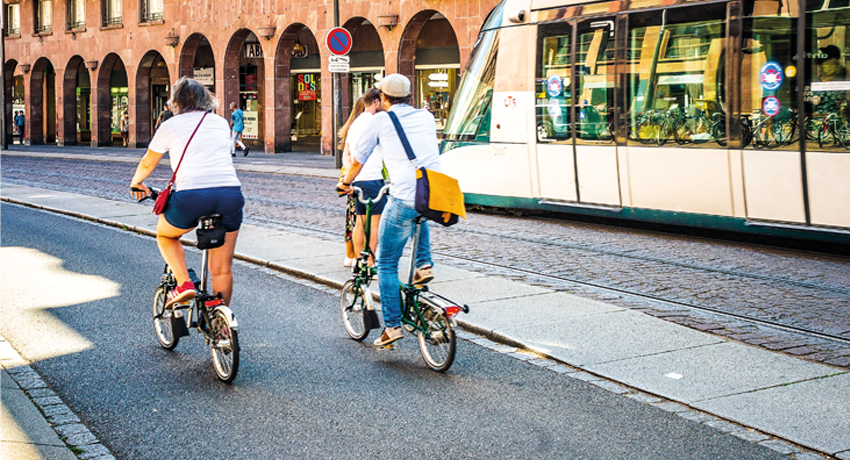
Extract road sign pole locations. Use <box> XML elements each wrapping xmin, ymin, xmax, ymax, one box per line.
<box><xmin>332</xmin><ymin>0</ymin><xmax>342</xmax><ymax>168</ymax></box>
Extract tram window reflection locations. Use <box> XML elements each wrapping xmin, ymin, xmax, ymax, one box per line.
<box><xmin>626</xmin><ymin>6</ymin><xmax>726</xmax><ymax>147</ymax></box>
<box><xmin>536</xmin><ymin>23</ymin><xmax>572</xmax><ymax>144</ymax></box>
<box><xmin>806</xmin><ymin>3</ymin><xmax>850</xmax><ymax>152</ymax></box>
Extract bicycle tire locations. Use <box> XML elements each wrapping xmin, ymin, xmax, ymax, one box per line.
<box><xmin>417</xmin><ymin>306</ymin><xmax>456</xmax><ymax>372</ymax></box>
<box><xmin>152</xmin><ymin>285</ymin><xmax>179</xmax><ymax>350</ymax></box>
<box><xmin>210</xmin><ymin>308</ymin><xmax>239</xmax><ymax>383</ymax></box>
<box><xmin>340</xmin><ymin>279</ymin><xmax>370</xmax><ymax>341</ymax></box>
<box><xmin>712</xmin><ymin>121</ymin><xmax>727</xmax><ymax>147</ymax></box>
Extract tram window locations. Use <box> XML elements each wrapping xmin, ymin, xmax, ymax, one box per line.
<box><xmin>443</xmin><ymin>30</ymin><xmax>499</xmax><ymax>142</ymax></box>
<box><xmin>742</xmin><ymin>14</ymin><xmax>798</xmax><ymax>150</ymax></box>
<box><xmin>626</xmin><ymin>5</ymin><xmax>726</xmax><ymax>147</ymax></box>
<box><xmin>576</xmin><ymin>20</ymin><xmax>615</xmax><ymax>144</ymax></box>
<box><xmin>805</xmin><ymin>3</ymin><xmax>850</xmax><ymax>152</ymax></box>
<box><xmin>536</xmin><ymin>22</ymin><xmax>572</xmax><ymax>144</ymax></box>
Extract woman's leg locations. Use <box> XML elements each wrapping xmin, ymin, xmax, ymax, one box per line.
<box><xmin>208</xmin><ymin>230</ymin><xmax>239</xmax><ymax>305</ymax></box>
<box><xmin>156</xmin><ymin>216</ymin><xmax>193</xmax><ymax>285</ymax></box>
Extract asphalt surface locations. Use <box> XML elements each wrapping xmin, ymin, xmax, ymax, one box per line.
<box><xmin>1</xmin><ymin>203</ymin><xmax>791</xmax><ymax>460</ymax></box>
<box><xmin>3</xmin><ymin>153</ymin><xmax>850</xmax><ymax>370</ymax></box>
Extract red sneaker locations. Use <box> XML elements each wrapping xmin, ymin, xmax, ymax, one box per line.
<box><xmin>165</xmin><ymin>281</ymin><xmax>196</xmax><ymax>309</ymax></box>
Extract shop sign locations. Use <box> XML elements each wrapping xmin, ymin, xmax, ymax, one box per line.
<box><xmin>194</xmin><ymin>67</ymin><xmax>214</xmax><ymax>86</ymax></box>
<box><xmin>297</xmin><ymin>74</ymin><xmax>317</xmax><ymax>100</ymax></box>
<box><xmin>759</xmin><ymin>62</ymin><xmax>783</xmax><ymax>91</ymax></box>
<box><xmin>547</xmin><ymin>75</ymin><xmax>563</xmax><ymax>97</ymax></box>
<box><xmin>762</xmin><ymin>96</ymin><xmax>781</xmax><ymax>116</ymax></box>
<box><xmin>245</xmin><ymin>43</ymin><xmax>264</xmax><ymax>59</ymax></box>
<box><xmin>243</xmin><ymin>110</ymin><xmax>259</xmax><ymax>140</ymax></box>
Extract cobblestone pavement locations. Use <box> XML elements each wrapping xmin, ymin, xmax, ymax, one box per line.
<box><xmin>4</xmin><ymin>155</ymin><xmax>850</xmax><ymax>369</ymax></box>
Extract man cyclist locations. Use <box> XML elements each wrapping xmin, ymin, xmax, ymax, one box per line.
<box><xmin>339</xmin><ymin>73</ymin><xmax>441</xmax><ymax>347</ymax></box>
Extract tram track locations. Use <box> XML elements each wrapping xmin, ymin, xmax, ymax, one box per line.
<box><xmin>4</xmin><ymin>156</ymin><xmax>850</xmax><ymax>366</ymax></box>
<box><xmin>246</xmin><ymin>215</ymin><xmax>850</xmax><ymax>347</ymax></box>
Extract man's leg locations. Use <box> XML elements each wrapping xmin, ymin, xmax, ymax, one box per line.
<box><xmin>376</xmin><ymin>199</ymin><xmax>415</xmax><ymax>328</ymax></box>
<box><xmin>231</xmin><ymin>130</ymin><xmax>238</xmax><ymax>156</ymax></box>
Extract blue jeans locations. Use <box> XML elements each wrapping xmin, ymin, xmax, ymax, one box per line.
<box><xmin>377</xmin><ymin>197</ymin><xmax>432</xmax><ymax>328</ymax></box>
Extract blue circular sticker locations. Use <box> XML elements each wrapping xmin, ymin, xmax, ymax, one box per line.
<box><xmin>759</xmin><ymin>62</ymin><xmax>784</xmax><ymax>91</ymax></box>
<box><xmin>546</xmin><ymin>75</ymin><xmax>563</xmax><ymax>97</ymax></box>
<box><xmin>762</xmin><ymin>96</ymin><xmax>781</xmax><ymax>116</ymax></box>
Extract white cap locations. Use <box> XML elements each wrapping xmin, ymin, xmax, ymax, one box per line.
<box><xmin>375</xmin><ymin>73</ymin><xmax>411</xmax><ymax>98</ymax></box>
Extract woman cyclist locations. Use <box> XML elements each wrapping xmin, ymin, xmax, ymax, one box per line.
<box><xmin>131</xmin><ymin>77</ymin><xmax>245</xmax><ymax>309</ymax></box>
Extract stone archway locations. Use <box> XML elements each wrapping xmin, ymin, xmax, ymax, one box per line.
<box><xmin>398</xmin><ymin>11</ymin><xmax>460</xmax><ymax>128</ymax></box>
<box><xmin>178</xmin><ymin>33</ymin><xmax>215</xmax><ymax>87</ymax></box>
<box><xmin>60</xmin><ymin>56</ymin><xmax>87</xmax><ymax>145</ymax></box>
<box><xmin>93</xmin><ymin>53</ymin><xmax>128</xmax><ymax>146</ymax></box>
<box><xmin>342</xmin><ymin>18</ymin><xmax>384</xmax><ymax>119</ymax></box>
<box><xmin>224</xmin><ymin>29</ymin><xmax>265</xmax><ymax>148</ymax></box>
<box><xmin>274</xmin><ymin>24</ymin><xmax>321</xmax><ymax>153</ymax></box>
<box><xmin>29</xmin><ymin>57</ymin><xmax>56</xmax><ymax>145</ymax></box>
<box><xmin>136</xmin><ymin>50</ymin><xmax>170</xmax><ymax>147</ymax></box>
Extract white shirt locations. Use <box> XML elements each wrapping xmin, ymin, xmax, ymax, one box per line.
<box><xmin>353</xmin><ymin>105</ymin><xmax>441</xmax><ymax>203</ymax></box>
<box><xmin>148</xmin><ymin>111</ymin><xmax>241</xmax><ymax>191</ymax></box>
<box><xmin>346</xmin><ymin>112</ymin><xmax>384</xmax><ymax>182</ymax></box>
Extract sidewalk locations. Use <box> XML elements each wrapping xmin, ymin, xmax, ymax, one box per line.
<box><xmin>2</xmin><ymin>147</ymin><xmax>850</xmax><ymax>459</ymax></box>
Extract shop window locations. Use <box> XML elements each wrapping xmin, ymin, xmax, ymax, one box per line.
<box><xmin>7</xmin><ymin>4</ymin><xmax>20</xmax><ymax>36</ymax></box>
<box><xmin>103</xmin><ymin>0</ymin><xmax>122</xmax><ymax>26</ymax></box>
<box><xmin>442</xmin><ymin>29</ymin><xmax>499</xmax><ymax>142</ymax></box>
<box><xmin>741</xmin><ymin>10</ymin><xmax>797</xmax><ymax>150</ymax></box>
<box><xmin>142</xmin><ymin>0</ymin><xmax>163</xmax><ymax>22</ymax></box>
<box><xmin>805</xmin><ymin>0</ymin><xmax>850</xmax><ymax>152</ymax></box>
<box><xmin>37</xmin><ymin>0</ymin><xmax>53</xmax><ymax>33</ymax></box>
<box><xmin>626</xmin><ymin>5</ymin><xmax>727</xmax><ymax>147</ymax></box>
<box><xmin>67</xmin><ymin>0</ymin><xmax>85</xmax><ymax>30</ymax></box>
<box><xmin>416</xmin><ymin>68</ymin><xmax>458</xmax><ymax>130</ymax></box>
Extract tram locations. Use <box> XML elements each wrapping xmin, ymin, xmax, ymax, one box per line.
<box><xmin>440</xmin><ymin>0</ymin><xmax>850</xmax><ymax>244</ymax></box>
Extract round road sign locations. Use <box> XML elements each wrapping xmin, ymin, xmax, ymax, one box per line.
<box><xmin>326</xmin><ymin>27</ymin><xmax>353</xmax><ymax>56</ymax></box>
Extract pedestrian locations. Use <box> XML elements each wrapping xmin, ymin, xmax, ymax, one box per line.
<box><xmin>338</xmin><ymin>98</ymin><xmax>365</xmax><ymax>267</ymax></box>
<box><xmin>229</xmin><ymin>102</ymin><xmax>248</xmax><ymax>157</ymax></box>
<box><xmin>130</xmin><ymin>77</ymin><xmax>245</xmax><ymax>309</ymax></box>
<box><xmin>120</xmin><ymin>111</ymin><xmax>130</xmax><ymax>146</ymax></box>
<box><xmin>341</xmin><ymin>87</ymin><xmax>386</xmax><ymax>268</ymax></box>
<box><xmin>14</xmin><ymin>110</ymin><xmax>25</xmax><ymax>144</ymax></box>
<box><xmin>155</xmin><ymin>103</ymin><xmax>173</xmax><ymax>132</ymax></box>
<box><xmin>339</xmin><ymin>74</ymin><xmax>440</xmax><ymax>347</ymax></box>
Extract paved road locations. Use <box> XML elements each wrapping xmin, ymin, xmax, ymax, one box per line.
<box><xmin>3</xmin><ymin>155</ymin><xmax>850</xmax><ymax>370</ymax></box>
<box><xmin>0</xmin><ymin>203</ymin><xmax>792</xmax><ymax>459</ymax></box>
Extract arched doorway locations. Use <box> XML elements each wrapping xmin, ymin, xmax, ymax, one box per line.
<box><xmin>274</xmin><ymin>24</ymin><xmax>318</xmax><ymax>152</ymax></box>
<box><xmin>61</xmin><ymin>56</ymin><xmax>89</xmax><ymax>145</ymax></box>
<box><xmin>94</xmin><ymin>53</ymin><xmax>128</xmax><ymax>146</ymax></box>
<box><xmin>178</xmin><ymin>33</ymin><xmax>215</xmax><ymax>94</ymax></box>
<box><xmin>30</xmin><ymin>57</ymin><xmax>57</xmax><ymax>145</ymax></box>
<box><xmin>225</xmin><ymin>29</ymin><xmax>265</xmax><ymax>149</ymax></box>
<box><xmin>342</xmin><ymin>18</ymin><xmax>385</xmax><ymax>116</ymax></box>
<box><xmin>11</xmin><ymin>64</ymin><xmax>25</xmax><ymax>144</ymax></box>
<box><xmin>136</xmin><ymin>51</ymin><xmax>171</xmax><ymax>146</ymax></box>
<box><xmin>398</xmin><ymin>11</ymin><xmax>461</xmax><ymax>131</ymax></box>
<box><xmin>4</xmin><ymin>60</ymin><xmax>18</xmax><ymax>144</ymax></box>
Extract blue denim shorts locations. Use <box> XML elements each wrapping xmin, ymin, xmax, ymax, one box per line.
<box><xmin>163</xmin><ymin>186</ymin><xmax>245</xmax><ymax>232</ymax></box>
<box><xmin>352</xmin><ymin>179</ymin><xmax>387</xmax><ymax>216</ymax></box>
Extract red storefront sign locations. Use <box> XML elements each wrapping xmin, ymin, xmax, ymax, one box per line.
<box><xmin>298</xmin><ymin>90</ymin><xmax>316</xmax><ymax>101</ymax></box>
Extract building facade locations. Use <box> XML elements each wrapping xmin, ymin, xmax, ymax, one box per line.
<box><xmin>3</xmin><ymin>0</ymin><xmax>500</xmax><ymax>153</ymax></box>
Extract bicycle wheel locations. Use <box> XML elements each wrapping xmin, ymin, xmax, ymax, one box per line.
<box><xmin>152</xmin><ymin>286</ymin><xmax>179</xmax><ymax>350</ymax></box>
<box><xmin>210</xmin><ymin>308</ymin><xmax>239</xmax><ymax>383</ymax></box>
<box><xmin>340</xmin><ymin>279</ymin><xmax>370</xmax><ymax>341</ymax></box>
<box><xmin>417</xmin><ymin>306</ymin><xmax>456</xmax><ymax>372</ymax></box>
<box><xmin>712</xmin><ymin>121</ymin><xmax>727</xmax><ymax>146</ymax></box>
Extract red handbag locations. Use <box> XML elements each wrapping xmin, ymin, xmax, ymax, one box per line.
<box><xmin>153</xmin><ymin>113</ymin><xmax>207</xmax><ymax>215</ymax></box>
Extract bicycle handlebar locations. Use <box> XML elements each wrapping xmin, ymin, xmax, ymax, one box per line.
<box><xmin>131</xmin><ymin>185</ymin><xmax>160</xmax><ymax>203</ymax></box>
<box><xmin>336</xmin><ymin>183</ymin><xmax>391</xmax><ymax>205</ymax></box>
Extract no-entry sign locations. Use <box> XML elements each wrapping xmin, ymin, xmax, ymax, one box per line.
<box><xmin>326</xmin><ymin>27</ymin><xmax>353</xmax><ymax>56</ymax></box>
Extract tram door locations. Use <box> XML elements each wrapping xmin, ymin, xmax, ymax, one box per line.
<box><xmin>535</xmin><ymin>18</ymin><xmax>621</xmax><ymax>206</ymax></box>
<box><xmin>573</xmin><ymin>18</ymin><xmax>621</xmax><ymax>206</ymax></box>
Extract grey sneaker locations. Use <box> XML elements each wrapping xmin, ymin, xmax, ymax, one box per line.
<box><xmin>412</xmin><ymin>266</ymin><xmax>434</xmax><ymax>285</ymax></box>
<box><xmin>373</xmin><ymin>326</ymin><xmax>403</xmax><ymax>347</ymax></box>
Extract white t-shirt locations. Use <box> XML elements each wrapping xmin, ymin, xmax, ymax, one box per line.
<box><xmin>353</xmin><ymin>105</ymin><xmax>441</xmax><ymax>203</ymax></box>
<box><xmin>346</xmin><ymin>112</ymin><xmax>384</xmax><ymax>182</ymax></box>
<box><xmin>148</xmin><ymin>111</ymin><xmax>241</xmax><ymax>191</ymax></box>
